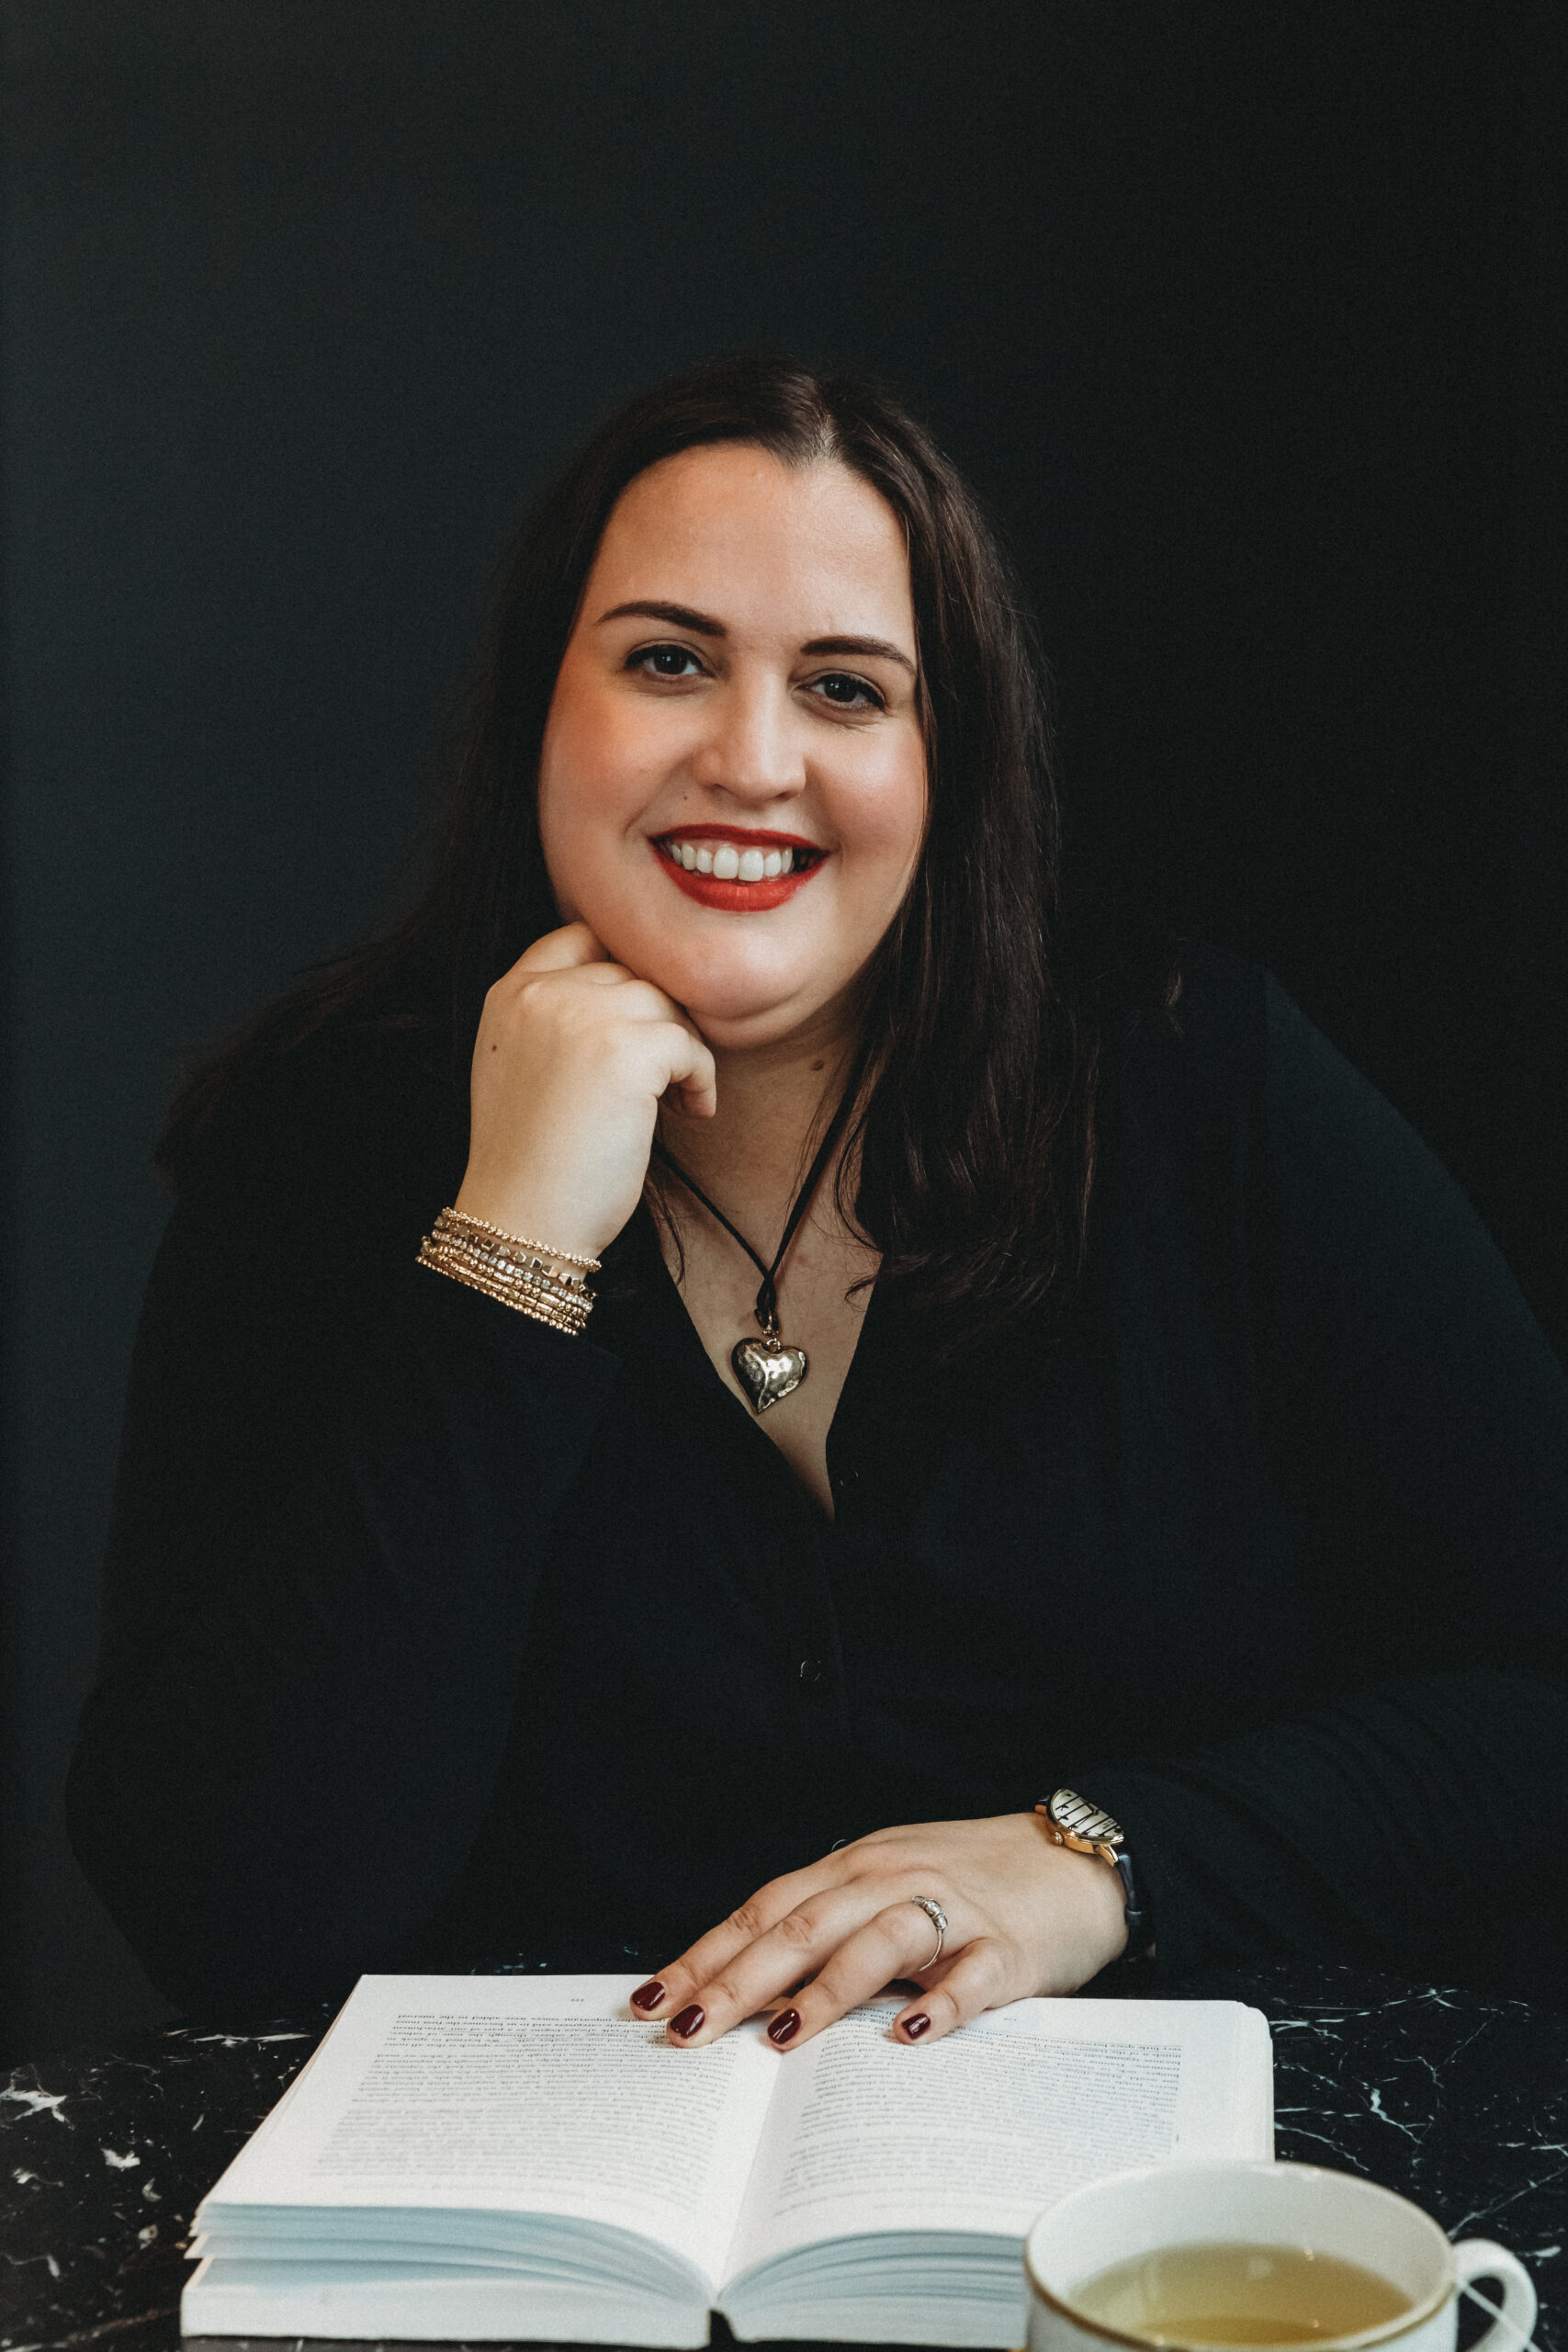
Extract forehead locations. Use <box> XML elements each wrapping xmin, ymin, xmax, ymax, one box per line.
<box><xmin>586</xmin><ymin>445</ymin><xmax>915</xmax><ymax>642</ymax></box>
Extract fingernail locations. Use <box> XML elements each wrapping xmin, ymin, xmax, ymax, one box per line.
<box><xmin>767</xmin><ymin>2007</ymin><xmax>801</xmax><ymax>2046</ymax></box>
<box><xmin>631</xmin><ymin>1980</ymin><xmax>666</xmax><ymax>2010</ymax></box>
<box><xmin>671</xmin><ymin>2004</ymin><xmax>705</xmax><ymax>2039</ymax></box>
<box><xmin>903</xmin><ymin>2012</ymin><xmax>931</xmax><ymax>2040</ymax></box>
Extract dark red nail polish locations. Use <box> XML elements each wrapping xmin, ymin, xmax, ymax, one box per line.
<box><xmin>767</xmin><ymin>2007</ymin><xmax>801</xmax><ymax>2046</ymax></box>
<box><xmin>904</xmin><ymin>2012</ymin><xmax>931</xmax><ymax>2040</ymax></box>
<box><xmin>671</xmin><ymin>2004</ymin><xmax>705</xmax><ymax>2039</ymax></box>
<box><xmin>631</xmin><ymin>1980</ymin><xmax>666</xmax><ymax>2010</ymax></box>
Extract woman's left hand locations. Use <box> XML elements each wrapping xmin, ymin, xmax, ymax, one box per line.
<box><xmin>630</xmin><ymin>1813</ymin><xmax>1131</xmax><ymax>2050</ymax></box>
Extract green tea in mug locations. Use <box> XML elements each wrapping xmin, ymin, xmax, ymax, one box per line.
<box><xmin>1068</xmin><ymin>2242</ymin><xmax>1415</xmax><ymax>2346</ymax></box>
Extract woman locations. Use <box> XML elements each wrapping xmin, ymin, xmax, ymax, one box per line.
<box><xmin>68</xmin><ymin>356</ymin><xmax>1568</xmax><ymax>2038</ymax></box>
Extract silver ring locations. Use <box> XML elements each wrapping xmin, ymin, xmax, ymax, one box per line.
<box><xmin>909</xmin><ymin>1896</ymin><xmax>948</xmax><ymax>1969</ymax></box>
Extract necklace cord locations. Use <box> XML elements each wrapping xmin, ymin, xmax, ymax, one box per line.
<box><xmin>651</xmin><ymin>1035</ymin><xmax>874</xmax><ymax>1337</ymax></box>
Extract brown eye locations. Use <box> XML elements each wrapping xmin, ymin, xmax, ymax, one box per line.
<box><xmin>809</xmin><ymin>672</ymin><xmax>885</xmax><ymax>710</ymax></box>
<box><xmin>631</xmin><ymin>643</ymin><xmax>705</xmax><ymax>679</ymax></box>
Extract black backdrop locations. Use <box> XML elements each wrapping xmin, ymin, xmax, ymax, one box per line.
<box><xmin>2</xmin><ymin>1</ymin><xmax>1562</xmax><ymax>2061</ymax></box>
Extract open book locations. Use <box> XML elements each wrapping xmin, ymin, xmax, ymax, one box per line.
<box><xmin>184</xmin><ymin>1973</ymin><xmax>1273</xmax><ymax>2346</ymax></box>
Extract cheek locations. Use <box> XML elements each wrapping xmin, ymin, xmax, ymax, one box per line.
<box><xmin>537</xmin><ymin>697</ymin><xmax>662</xmax><ymax>889</ymax></box>
<box><xmin>840</xmin><ymin>750</ymin><xmax>928</xmax><ymax>888</ymax></box>
<box><xmin>541</xmin><ymin>701</ymin><xmax>629</xmax><ymax>820</ymax></box>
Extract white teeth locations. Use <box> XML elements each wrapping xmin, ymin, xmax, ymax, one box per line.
<box><xmin>662</xmin><ymin>839</ymin><xmax>804</xmax><ymax>881</ymax></box>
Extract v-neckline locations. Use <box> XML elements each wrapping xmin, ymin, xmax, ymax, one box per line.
<box><xmin>603</xmin><ymin>1200</ymin><xmax>883</xmax><ymax>1522</ymax></box>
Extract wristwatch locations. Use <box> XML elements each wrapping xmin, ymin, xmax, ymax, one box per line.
<box><xmin>1036</xmin><ymin>1788</ymin><xmax>1153</xmax><ymax>1958</ymax></box>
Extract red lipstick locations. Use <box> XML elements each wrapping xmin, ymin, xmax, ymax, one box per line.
<box><xmin>649</xmin><ymin>829</ymin><xmax>826</xmax><ymax>914</ymax></box>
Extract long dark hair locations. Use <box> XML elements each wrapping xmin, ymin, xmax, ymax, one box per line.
<box><xmin>161</xmin><ymin>355</ymin><xmax>1179</xmax><ymax>1358</ymax></box>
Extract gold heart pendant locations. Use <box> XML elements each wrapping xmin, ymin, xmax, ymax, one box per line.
<box><xmin>731</xmin><ymin>1336</ymin><xmax>808</xmax><ymax>1415</ymax></box>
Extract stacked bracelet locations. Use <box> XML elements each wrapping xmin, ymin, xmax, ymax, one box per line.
<box><xmin>435</xmin><ymin>1207</ymin><xmax>601</xmax><ymax>1273</ymax></box>
<box><xmin>417</xmin><ymin>1206</ymin><xmax>600</xmax><ymax>1337</ymax></box>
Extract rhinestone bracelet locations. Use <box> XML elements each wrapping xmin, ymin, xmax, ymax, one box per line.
<box><xmin>430</xmin><ymin>1224</ymin><xmax>592</xmax><ymax>1300</ymax></box>
<box><xmin>419</xmin><ymin>1216</ymin><xmax>594</xmax><ymax>1336</ymax></box>
<box><xmin>436</xmin><ymin>1205</ymin><xmax>601</xmax><ymax>1274</ymax></box>
<box><xmin>423</xmin><ymin>1231</ymin><xmax>592</xmax><ymax>1316</ymax></box>
<box><xmin>419</xmin><ymin>1245</ymin><xmax>592</xmax><ymax>1336</ymax></box>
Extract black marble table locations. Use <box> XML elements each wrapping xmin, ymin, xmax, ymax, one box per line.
<box><xmin>2</xmin><ymin>1962</ymin><xmax>1563</xmax><ymax>2352</ymax></box>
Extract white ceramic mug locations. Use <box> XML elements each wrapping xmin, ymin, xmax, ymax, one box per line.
<box><xmin>1025</xmin><ymin>2161</ymin><xmax>1537</xmax><ymax>2352</ymax></box>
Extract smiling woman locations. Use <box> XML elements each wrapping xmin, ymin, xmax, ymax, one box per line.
<box><xmin>535</xmin><ymin>449</ymin><xmax>927</xmax><ymax>1037</ymax></box>
<box><xmin>66</xmin><ymin>356</ymin><xmax>1568</xmax><ymax>2044</ymax></box>
<box><xmin>464</xmin><ymin>441</ymin><xmax>934</xmax><ymax>1505</ymax></box>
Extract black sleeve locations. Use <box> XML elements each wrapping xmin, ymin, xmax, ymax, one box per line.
<box><xmin>1088</xmin><ymin>974</ymin><xmax>1568</xmax><ymax>2002</ymax></box>
<box><xmin>66</xmin><ymin>1043</ymin><xmax>624</xmax><ymax>2014</ymax></box>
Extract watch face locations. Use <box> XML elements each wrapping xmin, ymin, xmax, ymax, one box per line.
<box><xmin>1049</xmin><ymin>1789</ymin><xmax>1122</xmax><ymax>1846</ymax></box>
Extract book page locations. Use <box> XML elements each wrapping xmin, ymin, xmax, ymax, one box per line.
<box><xmin>722</xmin><ymin>1996</ymin><xmax>1269</xmax><ymax>2284</ymax></box>
<box><xmin>196</xmin><ymin>1974</ymin><xmax>778</xmax><ymax>2289</ymax></box>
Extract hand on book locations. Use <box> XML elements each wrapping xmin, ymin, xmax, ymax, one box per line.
<box><xmin>629</xmin><ymin>1811</ymin><xmax>1131</xmax><ymax>2052</ymax></box>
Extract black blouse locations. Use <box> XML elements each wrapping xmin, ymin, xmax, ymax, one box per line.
<box><xmin>67</xmin><ymin>944</ymin><xmax>1568</xmax><ymax>2014</ymax></box>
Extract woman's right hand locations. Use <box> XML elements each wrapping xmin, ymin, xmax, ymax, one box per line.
<box><xmin>454</xmin><ymin>921</ymin><xmax>717</xmax><ymax>1261</ymax></box>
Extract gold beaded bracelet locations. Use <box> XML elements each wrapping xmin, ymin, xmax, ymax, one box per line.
<box><xmin>418</xmin><ymin>1209</ymin><xmax>597</xmax><ymax>1337</ymax></box>
<box><xmin>419</xmin><ymin>1242</ymin><xmax>592</xmax><ymax>1335</ymax></box>
<box><xmin>426</xmin><ymin>1229</ymin><xmax>592</xmax><ymax>1306</ymax></box>
<box><xmin>436</xmin><ymin>1206</ymin><xmax>601</xmax><ymax>1274</ymax></box>
<box><xmin>431</xmin><ymin>1224</ymin><xmax>590</xmax><ymax>1295</ymax></box>
<box><xmin>422</xmin><ymin>1251</ymin><xmax>590</xmax><ymax>1335</ymax></box>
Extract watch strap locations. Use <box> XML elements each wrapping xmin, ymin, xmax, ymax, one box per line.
<box><xmin>1111</xmin><ymin>1849</ymin><xmax>1151</xmax><ymax>1956</ymax></box>
<box><xmin>1037</xmin><ymin>1790</ymin><xmax>1153</xmax><ymax>1961</ymax></box>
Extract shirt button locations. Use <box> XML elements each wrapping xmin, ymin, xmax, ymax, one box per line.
<box><xmin>797</xmin><ymin>1657</ymin><xmax>824</xmax><ymax>1686</ymax></box>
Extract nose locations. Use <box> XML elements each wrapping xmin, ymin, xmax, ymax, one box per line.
<box><xmin>686</xmin><ymin>673</ymin><xmax>806</xmax><ymax>808</ymax></box>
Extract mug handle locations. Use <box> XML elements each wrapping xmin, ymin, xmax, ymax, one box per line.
<box><xmin>1453</xmin><ymin>2240</ymin><xmax>1538</xmax><ymax>2352</ymax></box>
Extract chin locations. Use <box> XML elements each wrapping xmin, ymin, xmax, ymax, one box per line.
<box><xmin>686</xmin><ymin>1001</ymin><xmax>818</xmax><ymax>1054</ymax></box>
<box><xmin>604</xmin><ymin>912</ymin><xmax>818</xmax><ymax>1035</ymax></box>
<box><xmin>668</xmin><ymin>974</ymin><xmax>818</xmax><ymax>1048</ymax></box>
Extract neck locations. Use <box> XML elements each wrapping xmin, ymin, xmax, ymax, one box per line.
<box><xmin>655</xmin><ymin>1004</ymin><xmax>866</xmax><ymax>1230</ymax></box>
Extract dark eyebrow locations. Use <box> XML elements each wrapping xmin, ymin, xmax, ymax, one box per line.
<box><xmin>800</xmin><ymin>633</ymin><xmax>917</xmax><ymax>678</ymax></box>
<box><xmin>597</xmin><ymin>601</ymin><xmax>727</xmax><ymax>638</ymax></box>
<box><xmin>596</xmin><ymin>602</ymin><xmax>918</xmax><ymax>679</ymax></box>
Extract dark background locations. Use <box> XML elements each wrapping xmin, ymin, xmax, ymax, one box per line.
<box><xmin>2</xmin><ymin>1</ymin><xmax>1562</xmax><ymax>2064</ymax></box>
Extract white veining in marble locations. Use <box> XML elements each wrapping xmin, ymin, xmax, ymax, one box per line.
<box><xmin>0</xmin><ymin>1960</ymin><xmax>1561</xmax><ymax>2352</ymax></box>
